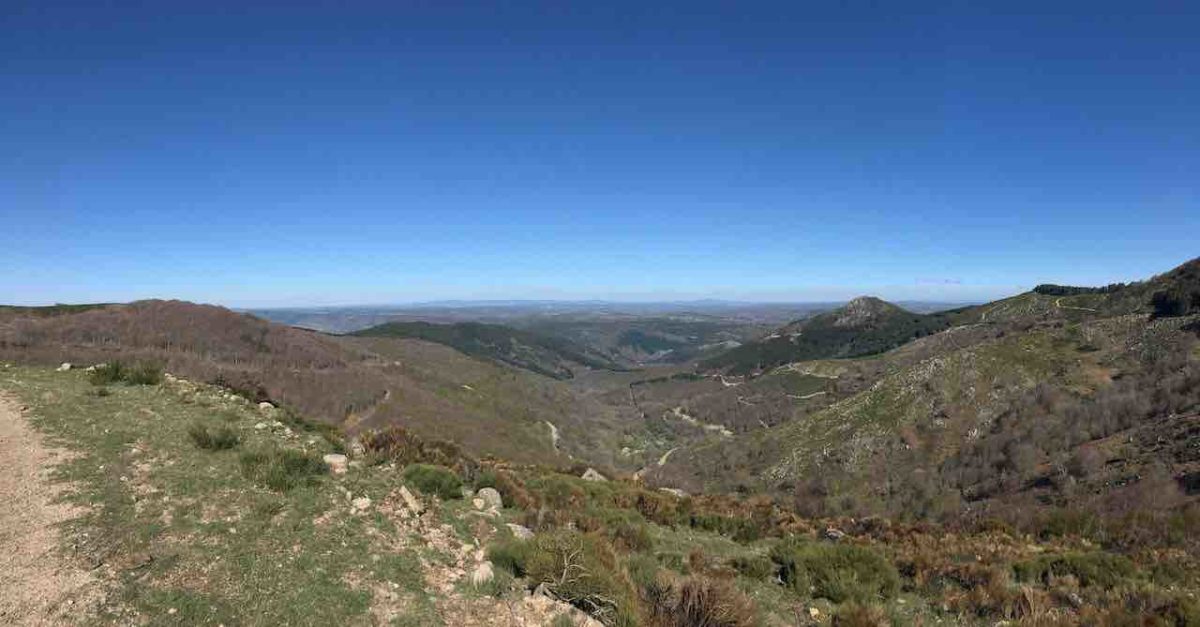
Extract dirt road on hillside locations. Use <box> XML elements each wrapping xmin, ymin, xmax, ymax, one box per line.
<box><xmin>0</xmin><ymin>394</ymin><xmax>97</xmax><ymax>625</ymax></box>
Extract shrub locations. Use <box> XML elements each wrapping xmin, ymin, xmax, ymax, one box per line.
<box><xmin>1013</xmin><ymin>552</ymin><xmax>1137</xmax><ymax>588</ymax></box>
<box><xmin>240</xmin><ymin>448</ymin><xmax>327</xmax><ymax>491</ymax></box>
<box><xmin>610</xmin><ymin>519</ymin><xmax>654</xmax><ymax>553</ymax></box>
<box><xmin>833</xmin><ymin>603</ymin><xmax>890</xmax><ymax>627</ymax></box>
<box><xmin>524</xmin><ymin>530</ymin><xmax>640</xmax><ymax>627</ymax></box>
<box><xmin>403</xmin><ymin>464</ymin><xmax>463</xmax><ymax>500</ymax></box>
<box><xmin>89</xmin><ymin>360</ymin><xmax>163</xmax><ymax>386</ymax></box>
<box><xmin>770</xmin><ymin>540</ymin><xmax>900</xmax><ymax>603</ymax></box>
<box><xmin>729</xmin><ymin>554</ymin><xmax>775</xmax><ymax>581</ymax></box>
<box><xmin>188</xmin><ymin>422</ymin><xmax>240</xmax><ymax>450</ymax></box>
<box><xmin>488</xmin><ymin>537</ymin><xmax>535</xmax><ymax>578</ymax></box>
<box><xmin>666</xmin><ymin>576</ymin><xmax>757</xmax><ymax>627</ymax></box>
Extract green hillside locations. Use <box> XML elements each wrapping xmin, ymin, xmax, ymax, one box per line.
<box><xmin>352</xmin><ymin>321</ymin><xmax>623</xmax><ymax>379</ymax></box>
<box><xmin>701</xmin><ymin>297</ymin><xmax>967</xmax><ymax>375</ymax></box>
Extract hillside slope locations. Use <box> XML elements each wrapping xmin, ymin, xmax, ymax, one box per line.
<box><xmin>0</xmin><ymin>301</ymin><xmax>640</xmax><ymax>468</ymax></box>
<box><xmin>701</xmin><ymin>297</ymin><xmax>966</xmax><ymax>375</ymax></box>
<box><xmin>351</xmin><ymin>321</ymin><xmax>623</xmax><ymax>379</ymax></box>
<box><xmin>651</xmin><ymin>258</ymin><xmax>1200</xmax><ymax>526</ymax></box>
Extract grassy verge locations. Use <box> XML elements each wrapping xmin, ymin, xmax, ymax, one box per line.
<box><xmin>0</xmin><ymin>366</ymin><xmax>443</xmax><ymax>626</ymax></box>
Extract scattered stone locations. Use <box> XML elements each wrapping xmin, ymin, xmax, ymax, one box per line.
<box><xmin>469</xmin><ymin>561</ymin><xmax>495</xmax><ymax>587</ymax></box>
<box><xmin>323</xmin><ymin>454</ymin><xmax>349</xmax><ymax>475</ymax></box>
<box><xmin>823</xmin><ymin>527</ymin><xmax>847</xmax><ymax>541</ymax></box>
<box><xmin>351</xmin><ymin>497</ymin><xmax>372</xmax><ymax>513</ymax></box>
<box><xmin>581</xmin><ymin>468</ymin><xmax>607</xmax><ymax>482</ymax></box>
<box><xmin>506</xmin><ymin>523</ymin><xmax>534</xmax><ymax>540</ymax></box>
<box><xmin>398</xmin><ymin>485</ymin><xmax>423</xmax><ymax>514</ymax></box>
<box><xmin>56</xmin><ymin>362</ymin><xmax>72</xmax><ymax>372</ymax></box>
<box><xmin>476</xmin><ymin>487</ymin><xmax>503</xmax><ymax>510</ymax></box>
<box><xmin>659</xmin><ymin>487</ymin><xmax>688</xmax><ymax>498</ymax></box>
<box><xmin>258</xmin><ymin>401</ymin><xmax>274</xmax><ymax>410</ymax></box>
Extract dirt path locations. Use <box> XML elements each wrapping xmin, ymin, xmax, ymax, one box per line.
<box><xmin>0</xmin><ymin>393</ymin><xmax>97</xmax><ymax>625</ymax></box>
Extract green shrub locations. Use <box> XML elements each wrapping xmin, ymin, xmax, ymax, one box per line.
<box><xmin>473</xmin><ymin>469</ymin><xmax>499</xmax><ymax>490</ymax></box>
<box><xmin>610</xmin><ymin>519</ymin><xmax>654</xmax><ymax>553</ymax></box>
<box><xmin>188</xmin><ymin>422</ymin><xmax>240</xmax><ymax>450</ymax></box>
<box><xmin>403</xmin><ymin>464</ymin><xmax>463</xmax><ymax>500</ymax></box>
<box><xmin>1014</xmin><ymin>551</ymin><xmax>1137</xmax><ymax>588</ymax></box>
<box><xmin>240</xmin><ymin>448</ymin><xmax>327</xmax><ymax>491</ymax></box>
<box><xmin>770</xmin><ymin>540</ymin><xmax>900</xmax><ymax>603</ymax></box>
<box><xmin>729</xmin><ymin>554</ymin><xmax>775</xmax><ymax>581</ymax></box>
<box><xmin>488</xmin><ymin>537</ymin><xmax>534</xmax><ymax>578</ymax></box>
<box><xmin>524</xmin><ymin>530</ymin><xmax>640</xmax><ymax>627</ymax></box>
<box><xmin>88</xmin><ymin>360</ymin><xmax>163</xmax><ymax>386</ymax></box>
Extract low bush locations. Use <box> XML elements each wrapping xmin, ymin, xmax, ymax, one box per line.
<box><xmin>654</xmin><ymin>575</ymin><xmax>757</xmax><ymax>627</ymax></box>
<box><xmin>403</xmin><ymin>464</ymin><xmax>463</xmax><ymax>500</ymax></box>
<box><xmin>1014</xmin><ymin>551</ymin><xmax>1137</xmax><ymax>588</ymax></box>
<box><xmin>240</xmin><ymin>448</ymin><xmax>327</xmax><ymax>491</ymax></box>
<box><xmin>524</xmin><ymin>530</ymin><xmax>640</xmax><ymax>627</ymax></box>
<box><xmin>729</xmin><ymin>554</ymin><xmax>775</xmax><ymax>581</ymax></box>
<box><xmin>771</xmin><ymin>540</ymin><xmax>900</xmax><ymax>603</ymax></box>
<box><xmin>188</xmin><ymin>422</ymin><xmax>240</xmax><ymax>450</ymax></box>
<box><xmin>488</xmin><ymin>537</ymin><xmax>534</xmax><ymax>578</ymax></box>
<box><xmin>832</xmin><ymin>603</ymin><xmax>890</xmax><ymax>626</ymax></box>
<box><xmin>89</xmin><ymin>360</ymin><xmax>163</xmax><ymax>386</ymax></box>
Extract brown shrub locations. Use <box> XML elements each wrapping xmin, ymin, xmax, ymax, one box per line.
<box><xmin>648</xmin><ymin>575</ymin><xmax>756</xmax><ymax>627</ymax></box>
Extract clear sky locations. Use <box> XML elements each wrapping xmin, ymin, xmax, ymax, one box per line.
<box><xmin>3</xmin><ymin>1</ymin><xmax>1197</xmax><ymax>307</ymax></box>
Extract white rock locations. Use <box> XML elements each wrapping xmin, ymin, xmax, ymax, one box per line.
<box><xmin>398</xmin><ymin>485</ymin><xmax>423</xmax><ymax>514</ymax></box>
<box><xmin>351</xmin><ymin>497</ymin><xmax>372</xmax><ymax>513</ymax></box>
<box><xmin>476</xmin><ymin>487</ymin><xmax>503</xmax><ymax>510</ymax></box>
<box><xmin>472</xmin><ymin>497</ymin><xmax>486</xmax><ymax>510</ymax></box>
<box><xmin>323</xmin><ymin>454</ymin><xmax>349</xmax><ymax>475</ymax></box>
<box><xmin>581</xmin><ymin>468</ymin><xmax>607</xmax><ymax>482</ymax></box>
<box><xmin>258</xmin><ymin>401</ymin><xmax>274</xmax><ymax>410</ymax></box>
<box><xmin>254</xmin><ymin>422</ymin><xmax>269</xmax><ymax>430</ymax></box>
<box><xmin>506</xmin><ymin>523</ymin><xmax>534</xmax><ymax>540</ymax></box>
<box><xmin>56</xmin><ymin>362</ymin><xmax>72</xmax><ymax>372</ymax></box>
<box><xmin>659</xmin><ymin>487</ymin><xmax>688</xmax><ymax>498</ymax></box>
<box><xmin>469</xmin><ymin>561</ymin><xmax>495</xmax><ymax>587</ymax></box>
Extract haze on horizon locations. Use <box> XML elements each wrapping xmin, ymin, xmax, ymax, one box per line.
<box><xmin>3</xmin><ymin>2</ymin><xmax>1197</xmax><ymax>308</ymax></box>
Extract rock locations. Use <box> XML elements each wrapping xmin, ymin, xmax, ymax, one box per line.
<box><xmin>659</xmin><ymin>487</ymin><xmax>688</xmax><ymax>498</ymax></box>
<box><xmin>349</xmin><ymin>441</ymin><xmax>366</xmax><ymax>458</ymax></box>
<box><xmin>56</xmin><ymin>362</ymin><xmax>72</xmax><ymax>372</ymax></box>
<box><xmin>351</xmin><ymin>497</ymin><xmax>372</xmax><ymax>513</ymax></box>
<box><xmin>476</xmin><ymin>487</ymin><xmax>503</xmax><ymax>510</ymax></box>
<box><xmin>506</xmin><ymin>523</ymin><xmax>535</xmax><ymax>540</ymax></box>
<box><xmin>254</xmin><ymin>422</ymin><xmax>269</xmax><ymax>430</ymax></box>
<box><xmin>323</xmin><ymin>454</ymin><xmax>349</xmax><ymax>475</ymax></box>
<box><xmin>398</xmin><ymin>485</ymin><xmax>423</xmax><ymax>514</ymax></box>
<box><xmin>823</xmin><ymin>527</ymin><xmax>847</xmax><ymax>541</ymax></box>
<box><xmin>258</xmin><ymin>401</ymin><xmax>274</xmax><ymax>410</ymax></box>
<box><xmin>581</xmin><ymin>468</ymin><xmax>608</xmax><ymax>482</ymax></box>
<box><xmin>472</xmin><ymin>497</ymin><xmax>486</xmax><ymax>510</ymax></box>
<box><xmin>470</xmin><ymin>561</ymin><xmax>495</xmax><ymax>587</ymax></box>
<box><xmin>808</xmin><ymin>606</ymin><xmax>821</xmax><ymax>619</ymax></box>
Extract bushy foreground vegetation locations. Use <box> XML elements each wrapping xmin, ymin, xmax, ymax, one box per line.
<box><xmin>88</xmin><ymin>359</ymin><xmax>163</xmax><ymax>386</ymax></box>
<box><xmin>364</xmin><ymin>425</ymin><xmax>1200</xmax><ymax>626</ymax></box>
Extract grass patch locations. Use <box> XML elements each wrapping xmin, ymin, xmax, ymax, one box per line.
<box><xmin>188</xmin><ymin>422</ymin><xmax>240</xmax><ymax>450</ymax></box>
<box><xmin>403</xmin><ymin>463</ymin><xmax>463</xmax><ymax>500</ymax></box>
<box><xmin>88</xmin><ymin>360</ymin><xmax>164</xmax><ymax>386</ymax></box>
<box><xmin>771</xmin><ymin>540</ymin><xmax>900</xmax><ymax>603</ymax></box>
<box><xmin>1014</xmin><ymin>551</ymin><xmax>1137</xmax><ymax>588</ymax></box>
<box><xmin>488</xmin><ymin>537</ymin><xmax>534</xmax><ymax>578</ymax></box>
<box><xmin>240</xmin><ymin>447</ymin><xmax>327</xmax><ymax>491</ymax></box>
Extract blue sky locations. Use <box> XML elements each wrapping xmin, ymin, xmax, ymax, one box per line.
<box><xmin>3</xmin><ymin>1</ymin><xmax>1197</xmax><ymax>307</ymax></box>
